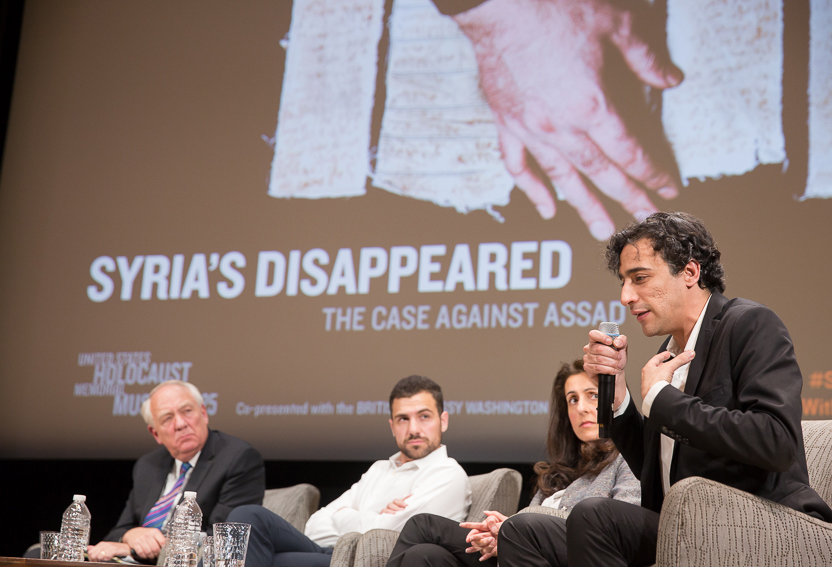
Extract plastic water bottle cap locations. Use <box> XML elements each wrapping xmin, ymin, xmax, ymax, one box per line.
<box><xmin>183</xmin><ymin>491</ymin><xmax>197</xmax><ymax>499</ymax></box>
<box><xmin>73</xmin><ymin>495</ymin><xmax>86</xmax><ymax>502</ymax></box>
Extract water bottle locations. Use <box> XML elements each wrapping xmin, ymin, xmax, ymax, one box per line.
<box><xmin>57</xmin><ymin>494</ymin><xmax>91</xmax><ymax>562</ymax></box>
<box><xmin>164</xmin><ymin>491</ymin><xmax>202</xmax><ymax>567</ymax></box>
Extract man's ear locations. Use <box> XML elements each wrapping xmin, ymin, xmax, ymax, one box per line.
<box><xmin>148</xmin><ymin>424</ymin><xmax>162</xmax><ymax>445</ymax></box>
<box><xmin>440</xmin><ymin>411</ymin><xmax>449</xmax><ymax>433</ymax></box>
<box><xmin>683</xmin><ymin>259</ymin><xmax>701</xmax><ymax>289</ymax></box>
<box><xmin>389</xmin><ymin>418</ymin><xmax>395</xmax><ymax>437</ymax></box>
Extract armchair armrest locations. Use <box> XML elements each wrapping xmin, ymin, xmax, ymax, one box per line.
<box><xmin>331</xmin><ymin>532</ymin><xmax>363</xmax><ymax>567</ymax></box>
<box><xmin>516</xmin><ymin>505</ymin><xmax>569</xmax><ymax>520</ymax></box>
<box><xmin>658</xmin><ymin>476</ymin><xmax>832</xmax><ymax>567</ymax></box>
<box><xmin>353</xmin><ymin>529</ymin><xmax>401</xmax><ymax>567</ymax></box>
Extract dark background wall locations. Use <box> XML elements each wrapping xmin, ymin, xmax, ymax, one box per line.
<box><xmin>0</xmin><ymin>0</ymin><xmax>20</xmax><ymax>162</ymax></box>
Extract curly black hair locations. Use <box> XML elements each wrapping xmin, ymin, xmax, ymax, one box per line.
<box><xmin>605</xmin><ymin>212</ymin><xmax>726</xmax><ymax>293</ymax></box>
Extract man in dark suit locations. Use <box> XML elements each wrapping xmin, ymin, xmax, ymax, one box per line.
<box><xmin>87</xmin><ymin>381</ymin><xmax>265</xmax><ymax>563</ymax></box>
<box><xmin>496</xmin><ymin>212</ymin><xmax>832</xmax><ymax>567</ymax></box>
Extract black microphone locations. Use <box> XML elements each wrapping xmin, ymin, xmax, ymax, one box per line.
<box><xmin>597</xmin><ymin>322</ymin><xmax>619</xmax><ymax>439</ymax></box>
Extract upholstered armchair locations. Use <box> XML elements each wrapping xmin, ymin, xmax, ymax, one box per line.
<box><xmin>262</xmin><ymin>483</ymin><xmax>321</xmax><ymax>532</ymax></box>
<box><xmin>517</xmin><ymin>420</ymin><xmax>832</xmax><ymax>567</ymax></box>
<box><xmin>655</xmin><ymin>420</ymin><xmax>832</xmax><ymax>566</ymax></box>
<box><xmin>331</xmin><ymin>468</ymin><xmax>523</xmax><ymax>567</ymax></box>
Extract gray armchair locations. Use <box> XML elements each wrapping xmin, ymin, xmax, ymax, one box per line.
<box><xmin>656</xmin><ymin>420</ymin><xmax>832</xmax><ymax>566</ymax></box>
<box><xmin>262</xmin><ymin>483</ymin><xmax>321</xmax><ymax>532</ymax></box>
<box><xmin>514</xmin><ymin>421</ymin><xmax>832</xmax><ymax>566</ymax></box>
<box><xmin>517</xmin><ymin>504</ymin><xmax>568</xmax><ymax>520</ymax></box>
<box><xmin>332</xmin><ymin>468</ymin><xmax>522</xmax><ymax>567</ymax></box>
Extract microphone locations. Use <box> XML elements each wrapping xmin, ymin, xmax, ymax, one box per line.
<box><xmin>597</xmin><ymin>322</ymin><xmax>619</xmax><ymax>439</ymax></box>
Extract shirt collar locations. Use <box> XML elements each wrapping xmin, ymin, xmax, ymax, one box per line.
<box><xmin>667</xmin><ymin>294</ymin><xmax>712</xmax><ymax>355</ymax></box>
<box><xmin>173</xmin><ymin>450</ymin><xmax>201</xmax><ymax>475</ymax></box>
<box><xmin>388</xmin><ymin>444</ymin><xmax>448</xmax><ymax>470</ymax></box>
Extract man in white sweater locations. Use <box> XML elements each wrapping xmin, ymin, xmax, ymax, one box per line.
<box><xmin>227</xmin><ymin>375</ymin><xmax>471</xmax><ymax>567</ymax></box>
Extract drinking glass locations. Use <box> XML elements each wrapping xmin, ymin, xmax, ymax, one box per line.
<box><xmin>212</xmin><ymin>523</ymin><xmax>251</xmax><ymax>567</ymax></box>
<box><xmin>202</xmin><ymin>535</ymin><xmax>214</xmax><ymax>567</ymax></box>
<box><xmin>39</xmin><ymin>531</ymin><xmax>61</xmax><ymax>560</ymax></box>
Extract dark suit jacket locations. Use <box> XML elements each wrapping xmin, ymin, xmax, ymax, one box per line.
<box><xmin>613</xmin><ymin>291</ymin><xmax>832</xmax><ymax>521</ymax></box>
<box><xmin>105</xmin><ymin>429</ymin><xmax>266</xmax><ymax>541</ymax></box>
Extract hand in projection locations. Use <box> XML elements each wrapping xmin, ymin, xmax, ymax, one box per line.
<box><xmin>454</xmin><ymin>0</ymin><xmax>683</xmax><ymax>240</ymax></box>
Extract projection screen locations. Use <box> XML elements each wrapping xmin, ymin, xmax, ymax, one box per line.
<box><xmin>0</xmin><ymin>0</ymin><xmax>830</xmax><ymax>462</ymax></box>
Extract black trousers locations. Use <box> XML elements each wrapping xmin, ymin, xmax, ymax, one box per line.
<box><xmin>498</xmin><ymin>498</ymin><xmax>660</xmax><ymax>567</ymax></box>
<box><xmin>226</xmin><ymin>505</ymin><xmax>333</xmax><ymax>567</ymax></box>
<box><xmin>386</xmin><ymin>514</ymin><xmax>498</xmax><ymax>567</ymax></box>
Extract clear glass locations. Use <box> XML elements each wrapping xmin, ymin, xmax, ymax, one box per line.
<box><xmin>212</xmin><ymin>523</ymin><xmax>251</xmax><ymax>567</ymax></box>
<box><xmin>40</xmin><ymin>531</ymin><xmax>60</xmax><ymax>560</ymax></box>
<box><xmin>202</xmin><ymin>535</ymin><xmax>214</xmax><ymax>567</ymax></box>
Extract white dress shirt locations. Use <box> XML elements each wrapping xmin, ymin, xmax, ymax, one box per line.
<box><xmin>612</xmin><ymin>296</ymin><xmax>711</xmax><ymax>495</ymax></box>
<box><xmin>642</xmin><ymin>295</ymin><xmax>711</xmax><ymax>495</ymax></box>
<box><xmin>539</xmin><ymin>488</ymin><xmax>566</xmax><ymax>509</ymax></box>
<box><xmin>303</xmin><ymin>445</ymin><xmax>471</xmax><ymax>547</ymax></box>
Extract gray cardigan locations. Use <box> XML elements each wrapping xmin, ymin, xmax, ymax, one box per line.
<box><xmin>529</xmin><ymin>453</ymin><xmax>640</xmax><ymax>511</ymax></box>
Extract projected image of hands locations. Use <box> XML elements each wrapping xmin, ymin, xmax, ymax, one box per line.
<box><xmin>452</xmin><ymin>0</ymin><xmax>683</xmax><ymax>240</ymax></box>
<box><xmin>270</xmin><ymin>0</ymin><xmax>808</xmax><ymax>240</ymax></box>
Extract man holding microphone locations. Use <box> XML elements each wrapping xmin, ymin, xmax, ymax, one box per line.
<box><xmin>496</xmin><ymin>212</ymin><xmax>832</xmax><ymax>567</ymax></box>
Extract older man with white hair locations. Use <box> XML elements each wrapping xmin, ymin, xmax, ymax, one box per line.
<box><xmin>87</xmin><ymin>380</ymin><xmax>265</xmax><ymax>563</ymax></box>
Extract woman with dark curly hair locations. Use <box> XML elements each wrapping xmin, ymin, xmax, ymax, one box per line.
<box><xmin>386</xmin><ymin>360</ymin><xmax>639</xmax><ymax>567</ymax></box>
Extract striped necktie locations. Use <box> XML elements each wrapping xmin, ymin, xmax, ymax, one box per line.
<box><xmin>142</xmin><ymin>462</ymin><xmax>192</xmax><ymax>529</ymax></box>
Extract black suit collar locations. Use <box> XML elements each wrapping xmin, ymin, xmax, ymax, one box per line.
<box><xmin>668</xmin><ymin>292</ymin><xmax>728</xmax><ymax>485</ymax></box>
<box><xmin>140</xmin><ymin>449</ymin><xmax>174</xmax><ymax>520</ymax></box>
<box><xmin>683</xmin><ymin>291</ymin><xmax>728</xmax><ymax>397</ymax></box>
<box><xmin>183</xmin><ymin>429</ymin><xmax>218</xmax><ymax>494</ymax></box>
<box><xmin>141</xmin><ymin>429</ymin><xmax>218</xmax><ymax>517</ymax></box>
